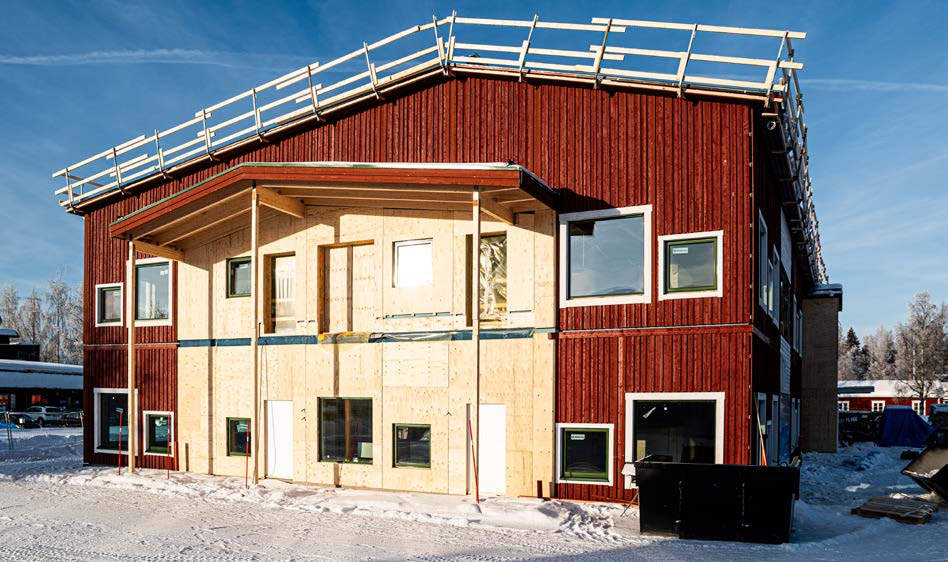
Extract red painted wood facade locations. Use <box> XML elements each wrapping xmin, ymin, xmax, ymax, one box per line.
<box><xmin>79</xmin><ymin>73</ymin><xmax>799</xmax><ymax>497</ymax></box>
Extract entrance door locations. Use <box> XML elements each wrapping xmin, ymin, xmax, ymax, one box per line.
<box><xmin>478</xmin><ymin>404</ymin><xmax>506</xmax><ymax>495</ymax></box>
<box><xmin>266</xmin><ymin>400</ymin><xmax>293</xmax><ymax>479</ymax></box>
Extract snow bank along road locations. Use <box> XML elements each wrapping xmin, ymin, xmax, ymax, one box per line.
<box><xmin>0</xmin><ymin>430</ymin><xmax>946</xmax><ymax>561</ymax></box>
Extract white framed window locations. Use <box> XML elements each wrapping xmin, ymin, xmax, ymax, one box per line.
<box><xmin>912</xmin><ymin>400</ymin><xmax>924</xmax><ymax>416</ymax></box>
<box><xmin>94</xmin><ymin>283</ymin><xmax>123</xmax><ymax>327</ymax></box>
<box><xmin>558</xmin><ymin>205</ymin><xmax>652</xmax><ymax>308</ymax></box>
<box><xmin>133</xmin><ymin>258</ymin><xmax>172</xmax><ymax>326</ymax></box>
<box><xmin>93</xmin><ymin>388</ymin><xmax>138</xmax><ymax>455</ymax></box>
<box><xmin>624</xmin><ymin>392</ymin><xmax>725</xmax><ymax>488</ymax></box>
<box><xmin>838</xmin><ymin>401</ymin><xmax>849</xmax><ymax>411</ymax></box>
<box><xmin>143</xmin><ymin>410</ymin><xmax>173</xmax><ymax>456</ymax></box>
<box><xmin>555</xmin><ymin>423</ymin><xmax>613</xmax><ymax>485</ymax></box>
<box><xmin>658</xmin><ymin>230</ymin><xmax>724</xmax><ymax>300</ymax></box>
<box><xmin>394</xmin><ymin>239</ymin><xmax>433</xmax><ymax>287</ymax></box>
<box><xmin>758</xmin><ymin>211</ymin><xmax>770</xmax><ymax>309</ymax></box>
<box><xmin>871</xmin><ymin>400</ymin><xmax>885</xmax><ymax>413</ymax></box>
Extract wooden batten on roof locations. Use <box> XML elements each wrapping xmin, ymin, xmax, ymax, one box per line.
<box><xmin>108</xmin><ymin>162</ymin><xmax>558</xmax><ymax>250</ymax></box>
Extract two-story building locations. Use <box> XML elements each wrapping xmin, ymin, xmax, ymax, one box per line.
<box><xmin>53</xmin><ymin>14</ymin><xmax>840</xmax><ymax>501</ymax></box>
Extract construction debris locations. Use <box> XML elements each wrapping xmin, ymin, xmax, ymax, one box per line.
<box><xmin>852</xmin><ymin>496</ymin><xmax>940</xmax><ymax>525</ymax></box>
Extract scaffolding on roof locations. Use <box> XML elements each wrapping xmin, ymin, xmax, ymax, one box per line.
<box><xmin>49</xmin><ymin>12</ymin><xmax>825</xmax><ymax>282</ymax></box>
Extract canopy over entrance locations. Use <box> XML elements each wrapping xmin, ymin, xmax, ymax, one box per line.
<box><xmin>109</xmin><ymin>162</ymin><xmax>558</xmax><ymax>255</ymax></box>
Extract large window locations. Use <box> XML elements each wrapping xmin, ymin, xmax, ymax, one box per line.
<box><xmin>557</xmin><ymin>424</ymin><xmax>612</xmax><ymax>484</ymax></box>
<box><xmin>394</xmin><ymin>239</ymin><xmax>433</xmax><ymax>287</ymax></box>
<box><xmin>227</xmin><ymin>417</ymin><xmax>251</xmax><ymax>456</ymax></box>
<box><xmin>559</xmin><ymin>206</ymin><xmax>652</xmax><ymax>307</ymax></box>
<box><xmin>136</xmin><ymin>259</ymin><xmax>171</xmax><ymax>323</ymax></box>
<box><xmin>624</xmin><ymin>392</ymin><xmax>725</xmax><ymax>486</ymax></box>
<box><xmin>319</xmin><ymin>398</ymin><xmax>373</xmax><ymax>464</ymax></box>
<box><xmin>658</xmin><ymin>231</ymin><xmax>723</xmax><ymax>300</ymax></box>
<box><xmin>95</xmin><ymin>283</ymin><xmax>123</xmax><ymax>326</ymax></box>
<box><xmin>144</xmin><ymin>411</ymin><xmax>172</xmax><ymax>455</ymax></box>
<box><xmin>227</xmin><ymin>257</ymin><xmax>251</xmax><ymax>298</ymax></box>
<box><xmin>94</xmin><ymin>389</ymin><xmax>129</xmax><ymax>453</ymax></box>
<box><xmin>393</xmin><ymin>424</ymin><xmax>431</xmax><ymax>468</ymax></box>
<box><xmin>266</xmin><ymin>254</ymin><xmax>296</xmax><ymax>334</ymax></box>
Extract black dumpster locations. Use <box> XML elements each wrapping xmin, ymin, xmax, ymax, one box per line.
<box><xmin>901</xmin><ymin>445</ymin><xmax>948</xmax><ymax>501</ymax></box>
<box><xmin>634</xmin><ymin>461</ymin><xmax>800</xmax><ymax>544</ymax></box>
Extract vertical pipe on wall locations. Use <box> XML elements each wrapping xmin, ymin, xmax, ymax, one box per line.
<box><xmin>251</xmin><ymin>184</ymin><xmax>260</xmax><ymax>484</ymax></box>
<box><xmin>126</xmin><ymin>238</ymin><xmax>137</xmax><ymax>473</ymax></box>
<box><xmin>471</xmin><ymin>186</ymin><xmax>481</xmax><ymax>496</ymax></box>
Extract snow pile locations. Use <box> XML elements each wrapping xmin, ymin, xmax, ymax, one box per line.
<box><xmin>0</xmin><ymin>428</ymin><xmax>627</xmax><ymax>542</ymax></box>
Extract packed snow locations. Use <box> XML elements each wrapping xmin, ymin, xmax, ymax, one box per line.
<box><xmin>0</xmin><ymin>428</ymin><xmax>945</xmax><ymax>561</ymax></box>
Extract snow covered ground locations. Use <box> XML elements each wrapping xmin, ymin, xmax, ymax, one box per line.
<box><xmin>0</xmin><ymin>429</ymin><xmax>945</xmax><ymax>561</ymax></box>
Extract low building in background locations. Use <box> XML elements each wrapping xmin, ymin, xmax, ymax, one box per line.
<box><xmin>0</xmin><ymin>358</ymin><xmax>83</xmax><ymax>412</ymax></box>
<box><xmin>838</xmin><ymin>379</ymin><xmax>947</xmax><ymax>416</ymax></box>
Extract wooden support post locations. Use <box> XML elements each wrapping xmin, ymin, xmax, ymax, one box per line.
<box><xmin>126</xmin><ymin>238</ymin><xmax>137</xmax><ymax>473</ymax></box>
<box><xmin>251</xmin><ymin>185</ymin><xmax>260</xmax><ymax>484</ymax></box>
<box><xmin>470</xmin><ymin>187</ymin><xmax>481</xmax><ymax>496</ymax></box>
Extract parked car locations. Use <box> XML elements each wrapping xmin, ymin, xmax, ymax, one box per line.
<box><xmin>18</xmin><ymin>406</ymin><xmax>67</xmax><ymax>427</ymax></box>
<box><xmin>839</xmin><ymin>410</ymin><xmax>882</xmax><ymax>444</ymax></box>
<box><xmin>60</xmin><ymin>410</ymin><xmax>83</xmax><ymax>427</ymax></box>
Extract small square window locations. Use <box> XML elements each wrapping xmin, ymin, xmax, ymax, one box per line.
<box><xmin>871</xmin><ymin>401</ymin><xmax>885</xmax><ymax>413</ymax></box>
<box><xmin>227</xmin><ymin>257</ymin><xmax>251</xmax><ymax>298</ymax></box>
<box><xmin>144</xmin><ymin>412</ymin><xmax>172</xmax><ymax>455</ymax></box>
<box><xmin>665</xmin><ymin>238</ymin><xmax>717</xmax><ymax>292</ymax></box>
<box><xmin>394</xmin><ymin>240</ymin><xmax>433</xmax><ymax>287</ymax></box>
<box><xmin>558</xmin><ymin>424</ymin><xmax>611</xmax><ymax>483</ymax></box>
<box><xmin>227</xmin><ymin>417</ymin><xmax>251</xmax><ymax>456</ymax></box>
<box><xmin>659</xmin><ymin>231</ymin><xmax>723</xmax><ymax>300</ymax></box>
<box><xmin>393</xmin><ymin>424</ymin><xmax>431</xmax><ymax>467</ymax></box>
<box><xmin>95</xmin><ymin>284</ymin><xmax>123</xmax><ymax>326</ymax></box>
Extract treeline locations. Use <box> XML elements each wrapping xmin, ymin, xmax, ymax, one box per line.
<box><xmin>839</xmin><ymin>291</ymin><xmax>947</xmax><ymax>401</ymax></box>
<box><xmin>0</xmin><ymin>275</ymin><xmax>82</xmax><ymax>365</ymax></box>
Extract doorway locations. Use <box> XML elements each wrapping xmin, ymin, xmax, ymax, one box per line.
<box><xmin>266</xmin><ymin>400</ymin><xmax>293</xmax><ymax>479</ymax></box>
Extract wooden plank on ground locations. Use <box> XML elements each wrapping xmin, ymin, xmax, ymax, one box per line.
<box><xmin>852</xmin><ymin>496</ymin><xmax>939</xmax><ymax>525</ymax></box>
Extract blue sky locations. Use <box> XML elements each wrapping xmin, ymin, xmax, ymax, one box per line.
<box><xmin>0</xmin><ymin>0</ymin><xmax>944</xmax><ymax>337</ymax></box>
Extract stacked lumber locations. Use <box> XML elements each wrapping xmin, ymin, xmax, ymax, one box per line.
<box><xmin>852</xmin><ymin>496</ymin><xmax>940</xmax><ymax>525</ymax></box>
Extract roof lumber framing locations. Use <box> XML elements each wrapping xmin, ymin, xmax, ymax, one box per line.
<box><xmin>135</xmin><ymin>239</ymin><xmax>185</xmax><ymax>261</ymax></box>
<box><xmin>256</xmin><ymin>185</ymin><xmax>305</xmax><ymax>218</ymax></box>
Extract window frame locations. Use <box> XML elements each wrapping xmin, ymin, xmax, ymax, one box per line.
<box><xmin>558</xmin><ymin>205</ymin><xmax>653</xmax><ymax>308</ymax></box>
<box><xmin>657</xmin><ymin>230</ymin><xmax>724</xmax><ymax>300</ymax></box>
<box><xmin>871</xmin><ymin>400</ymin><xmax>885</xmax><ymax>413</ymax></box>
<box><xmin>623</xmin><ymin>392</ymin><xmax>725</xmax><ymax>488</ymax></box>
<box><xmin>317</xmin><ymin>397</ymin><xmax>373</xmax><ymax>464</ymax></box>
<box><xmin>393</xmin><ymin>239</ymin><xmax>434</xmax><ymax>288</ymax></box>
<box><xmin>264</xmin><ymin>253</ymin><xmax>297</xmax><ymax>335</ymax></box>
<box><xmin>226</xmin><ymin>256</ymin><xmax>252</xmax><ymax>298</ymax></box>
<box><xmin>392</xmin><ymin>423</ymin><xmax>432</xmax><ymax>468</ymax></box>
<box><xmin>94</xmin><ymin>282</ymin><xmax>123</xmax><ymax>327</ymax></box>
<box><xmin>555</xmin><ymin>422</ymin><xmax>614</xmax><ymax>486</ymax></box>
<box><xmin>93</xmin><ymin>387</ymin><xmax>138</xmax><ymax>455</ymax></box>
<box><xmin>758</xmin><ymin>211</ymin><xmax>769</xmax><ymax>310</ymax></box>
<box><xmin>133</xmin><ymin>257</ymin><xmax>173</xmax><ymax>327</ymax></box>
<box><xmin>226</xmin><ymin>417</ymin><xmax>252</xmax><ymax>457</ymax></box>
<box><xmin>912</xmin><ymin>400</ymin><xmax>923</xmax><ymax>416</ymax></box>
<box><xmin>838</xmin><ymin>401</ymin><xmax>850</xmax><ymax>411</ymax></box>
<box><xmin>142</xmin><ymin>410</ymin><xmax>174</xmax><ymax>457</ymax></box>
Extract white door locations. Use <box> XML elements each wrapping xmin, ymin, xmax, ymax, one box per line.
<box><xmin>266</xmin><ymin>400</ymin><xmax>293</xmax><ymax>479</ymax></box>
<box><xmin>478</xmin><ymin>404</ymin><xmax>506</xmax><ymax>495</ymax></box>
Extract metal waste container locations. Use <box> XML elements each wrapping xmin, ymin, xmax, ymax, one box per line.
<box><xmin>635</xmin><ymin>461</ymin><xmax>800</xmax><ymax>544</ymax></box>
<box><xmin>901</xmin><ymin>445</ymin><xmax>948</xmax><ymax>501</ymax></box>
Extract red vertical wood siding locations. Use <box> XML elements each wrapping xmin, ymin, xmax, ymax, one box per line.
<box><xmin>81</xmin><ymin>75</ymin><xmax>760</xmax><ymax>482</ymax></box>
<box><xmin>555</xmin><ymin>332</ymin><xmax>752</xmax><ymax>501</ymax></box>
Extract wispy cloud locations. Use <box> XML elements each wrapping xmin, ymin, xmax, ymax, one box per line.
<box><xmin>0</xmin><ymin>49</ymin><xmax>312</xmax><ymax>70</ymax></box>
<box><xmin>806</xmin><ymin>78</ymin><xmax>948</xmax><ymax>94</ymax></box>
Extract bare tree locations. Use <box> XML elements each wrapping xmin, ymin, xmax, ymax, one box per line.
<box><xmin>863</xmin><ymin>326</ymin><xmax>897</xmax><ymax>380</ymax></box>
<box><xmin>19</xmin><ymin>288</ymin><xmax>45</xmax><ymax>349</ymax></box>
<box><xmin>894</xmin><ymin>292</ymin><xmax>947</xmax><ymax>404</ymax></box>
<box><xmin>0</xmin><ymin>283</ymin><xmax>20</xmax><ymax>334</ymax></box>
<box><xmin>43</xmin><ymin>274</ymin><xmax>71</xmax><ymax>363</ymax></box>
<box><xmin>838</xmin><ymin>324</ymin><xmax>857</xmax><ymax>380</ymax></box>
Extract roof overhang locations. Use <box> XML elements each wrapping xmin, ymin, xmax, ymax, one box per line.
<box><xmin>109</xmin><ymin>162</ymin><xmax>558</xmax><ymax>252</ymax></box>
